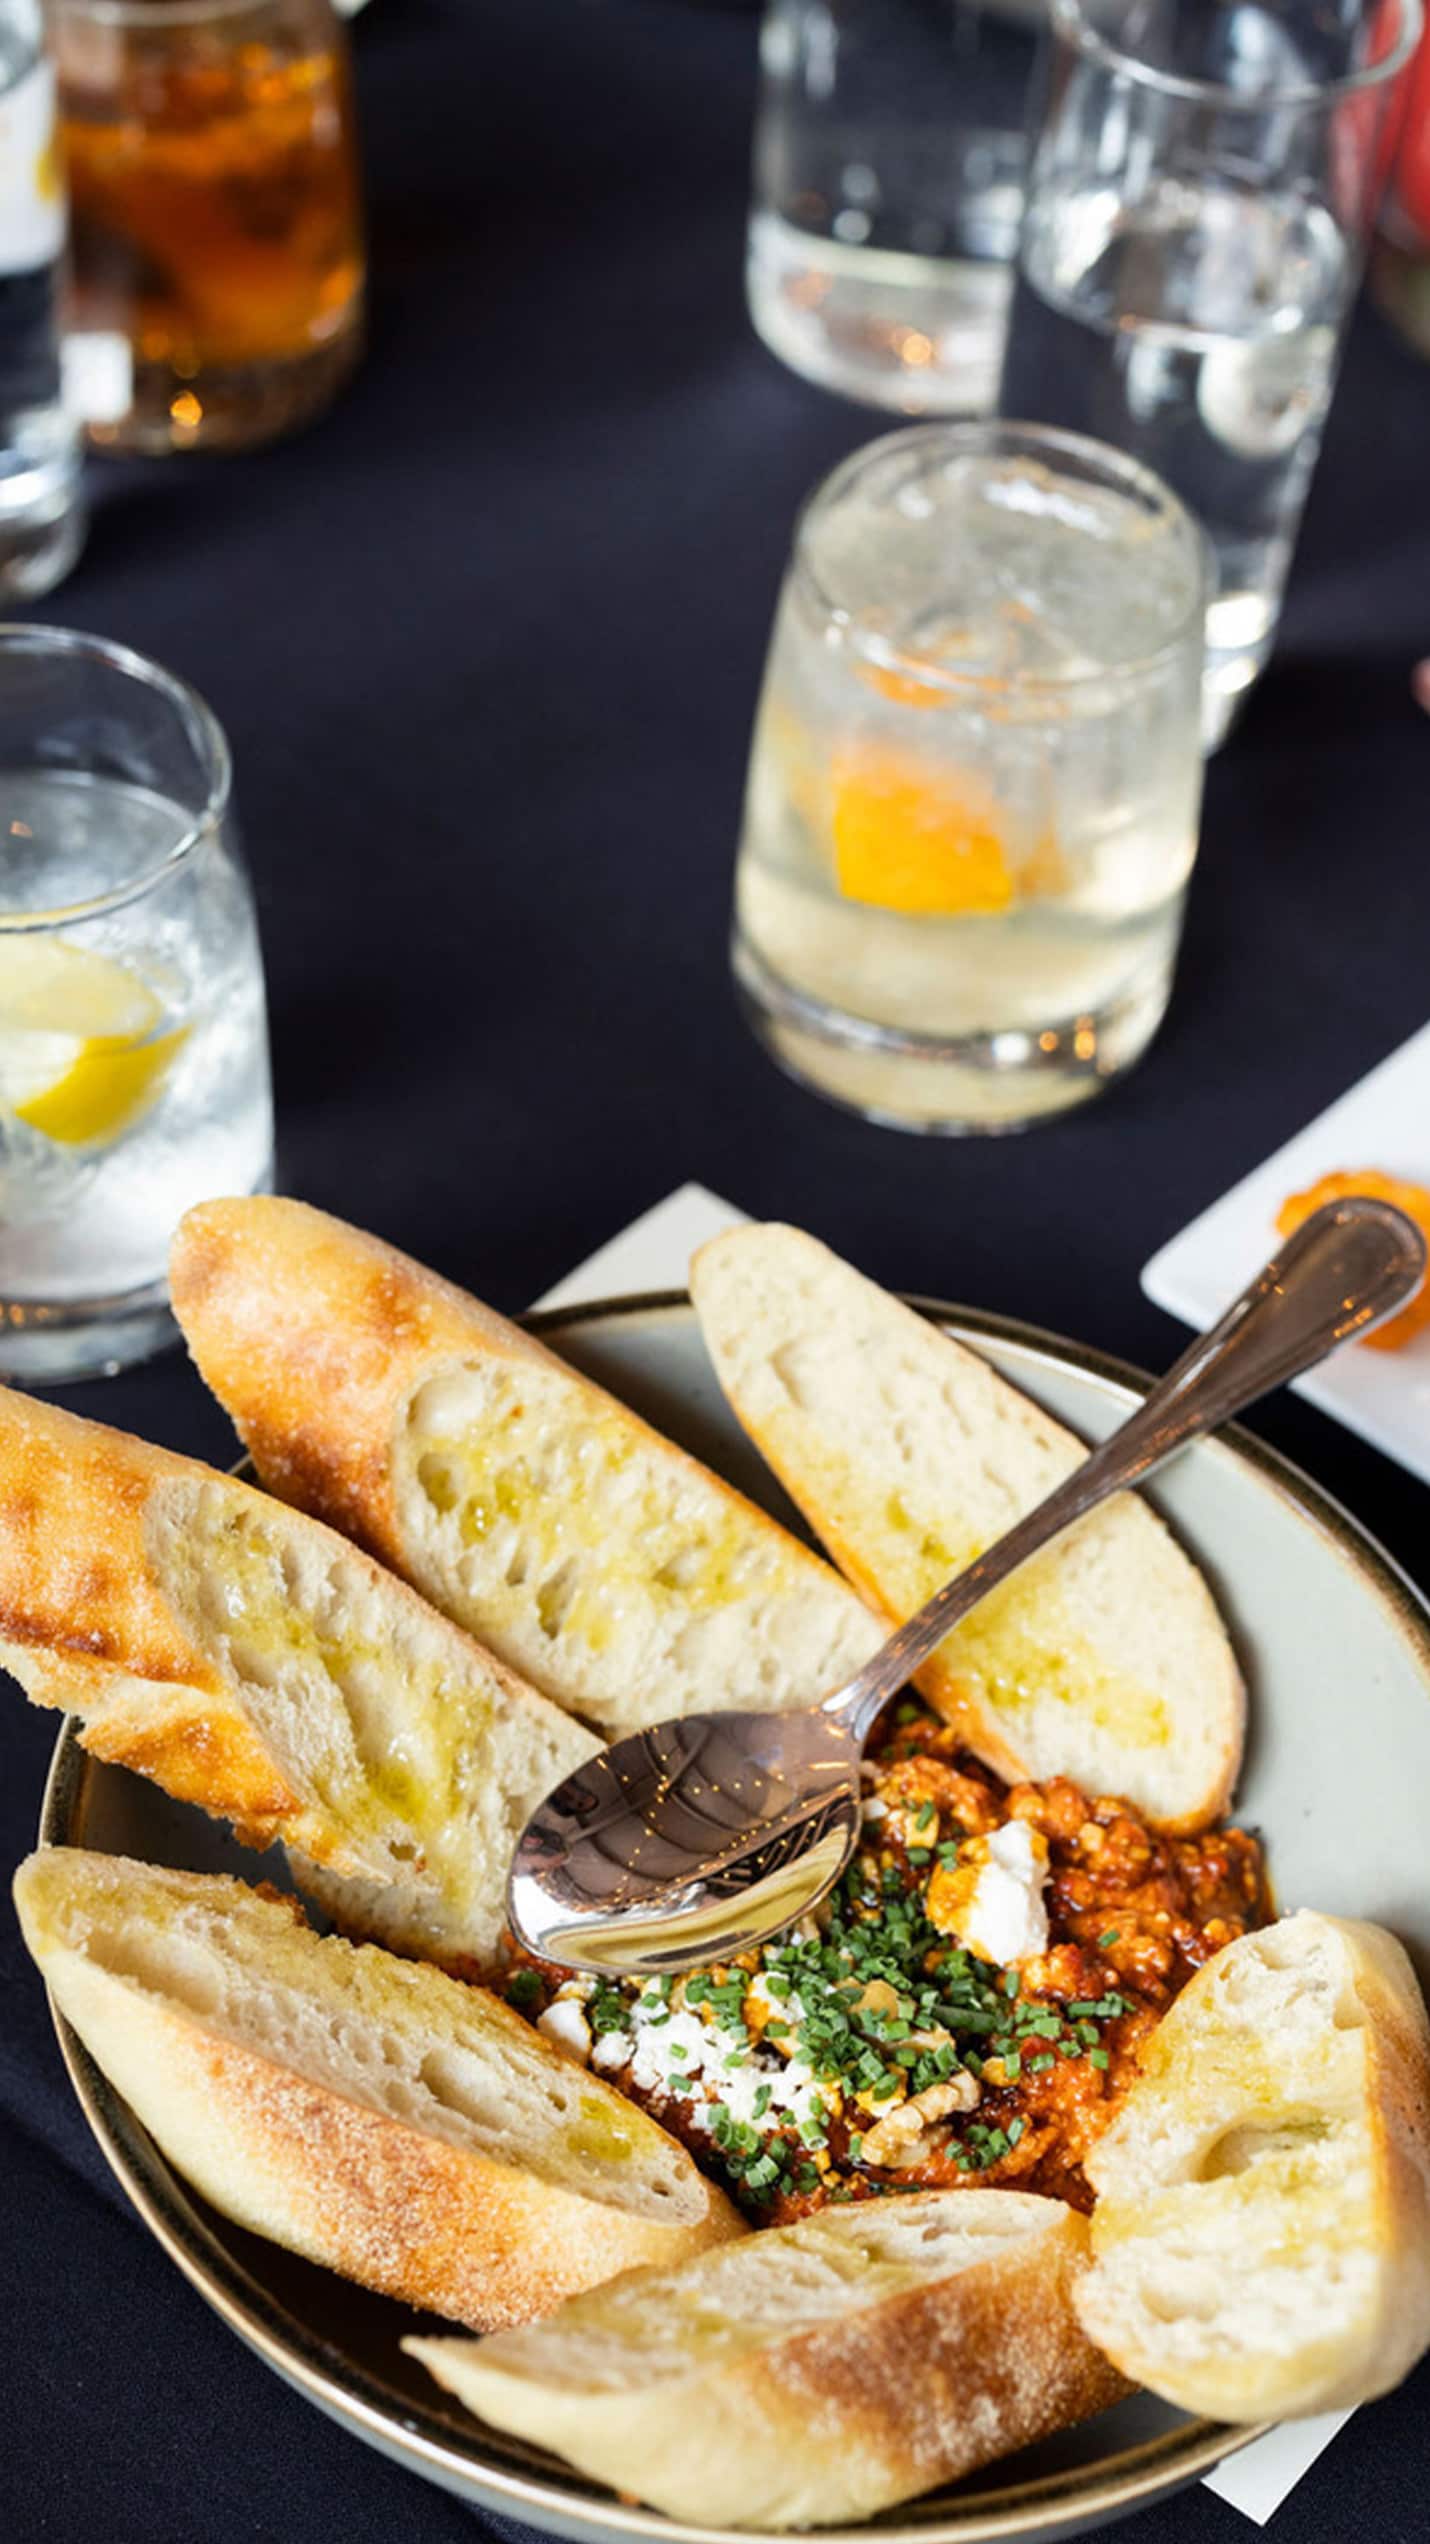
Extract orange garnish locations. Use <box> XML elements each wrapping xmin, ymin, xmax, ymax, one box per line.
<box><xmin>856</xmin><ymin>663</ymin><xmax>948</xmax><ymax>709</ymax></box>
<box><xmin>1276</xmin><ymin>1170</ymin><xmax>1430</xmax><ymax>1351</ymax></box>
<box><xmin>831</xmin><ymin>748</ymin><xmax>1016</xmax><ymax>918</ymax></box>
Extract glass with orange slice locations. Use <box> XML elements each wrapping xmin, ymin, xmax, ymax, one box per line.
<box><xmin>733</xmin><ymin>422</ymin><xmax>1208</xmax><ymax>1130</ymax></box>
<box><xmin>0</xmin><ymin>626</ymin><xmax>272</xmax><ymax>1380</ymax></box>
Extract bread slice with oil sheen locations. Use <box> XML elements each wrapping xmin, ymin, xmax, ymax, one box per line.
<box><xmin>0</xmin><ymin>1387</ymin><xmax>599</xmax><ymax>1971</ymax></box>
<box><xmin>169</xmin><ymin>1195</ymin><xmax>884</xmax><ymax>1737</ymax></box>
<box><xmin>407</xmin><ymin>2187</ymin><xmax>1126</xmax><ymax>2526</ymax></box>
<box><xmin>689</xmin><ymin>1224</ymin><xmax>1244</xmax><ymax>1829</ymax></box>
<box><xmin>15</xmin><ymin>1851</ymin><xmax>742</xmax><ymax>2327</ymax></box>
<box><xmin>1073</xmin><ymin>1912</ymin><xmax>1430</xmax><ymax>2420</ymax></box>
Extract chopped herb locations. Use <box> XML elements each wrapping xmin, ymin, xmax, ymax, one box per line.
<box><xmin>506</xmin><ymin>1968</ymin><xmax>542</xmax><ymax>2010</ymax></box>
<box><xmin>588</xmin><ymin>1986</ymin><xmax>630</xmax><ymax>2036</ymax></box>
<box><xmin>1097</xmin><ymin>1929</ymin><xmax>1120</xmax><ymax>1950</ymax></box>
<box><xmin>1089</xmin><ymin>2047</ymin><xmax>1111</xmax><ymax>2071</ymax></box>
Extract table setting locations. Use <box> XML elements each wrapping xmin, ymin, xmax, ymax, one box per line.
<box><xmin>1</xmin><ymin>4</ymin><xmax>1428</xmax><ymax>2543</ymax></box>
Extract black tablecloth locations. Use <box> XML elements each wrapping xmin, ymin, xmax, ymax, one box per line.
<box><xmin>3</xmin><ymin>3</ymin><xmax>1428</xmax><ymax>2538</ymax></box>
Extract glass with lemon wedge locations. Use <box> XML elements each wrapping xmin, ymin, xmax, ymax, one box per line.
<box><xmin>0</xmin><ymin>628</ymin><xmax>272</xmax><ymax>1378</ymax></box>
<box><xmin>733</xmin><ymin>423</ymin><xmax>1207</xmax><ymax>1131</ymax></box>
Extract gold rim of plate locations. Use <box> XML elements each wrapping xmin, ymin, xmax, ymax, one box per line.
<box><xmin>37</xmin><ymin>1289</ymin><xmax>1430</xmax><ymax>2542</ymax></box>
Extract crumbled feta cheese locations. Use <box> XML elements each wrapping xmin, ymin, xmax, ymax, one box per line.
<box><xmin>861</xmin><ymin>1796</ymin><xmax>888</xmax><ymax>1824</ymax></box>
<box><xmin>537</xmin><ymin>1997</ymin><xmax>593</xmax><ymax>2063</ymax></box>
<box><xmin>575</xmin><ymin>1977</ymin><xmax>827</xmax><ymax>2142</ymax></box>
<box><xmin>945</xmin><ymin>1819</ymin><xmax>1050</xmax><ymax>1965</ymax></box>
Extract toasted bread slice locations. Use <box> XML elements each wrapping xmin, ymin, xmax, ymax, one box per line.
<box><xmin>1074</xmin><ymin>1913</ymin><xmax>1430</xmax><ymax>2420</ymax></box>
<box><xmin>407</xmin><ymin>2189</ymin><xmax>1125</xmax><ymax>2526</ymax></box>
<box><xmin>170</xmin><ymin>1197</ymin><xmax>883</xmax><ymax>1737</ymax></box>
<box><xmin>690</xmin><ymin>1225</ymin><xmax>1243</xmax><ymax>1829</ymax></box>
<box><xmin>15</xmin><ymin>1851</ymin><xmax>741</xmax><ymax>2327</ymax></box>
<box><xmin>0</xmin><ymin>1389</ymin><xmax>597</xmax><ymax>1970</ymax></box>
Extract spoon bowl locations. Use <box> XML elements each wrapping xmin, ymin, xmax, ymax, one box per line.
<box><xmin>508</xmin><ymin>1706</ymin><xmax>865</xmax><ymax>1975</ymax></box>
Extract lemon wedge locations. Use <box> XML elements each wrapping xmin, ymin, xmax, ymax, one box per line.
<box><xmin>0</xmin><ymin>938</ymin><xmax>188</xmax><ymax>1147</ymax></box>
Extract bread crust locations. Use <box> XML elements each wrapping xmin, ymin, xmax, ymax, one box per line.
<box><xmin>170</xmin><ymin>1197</ymin><xmax>883</xmax><ymax>1735</ymax></box>
<box><xmin>1076</xmin><ymin>1913</ymin><xmax>1430</xmax><ymax>2419</ymax></box>
<box><xmin>0</xmin><ymin>1388</ymin><xmax>306</xmax><ymax>1845</ymax></box>
<box><xmin>0</xmin><ymin>1386</ymin><xmax>597</xmax><ymax>1965</ymax></box>
<box><xmin>15</xmin><ymin>1850</ymin><xmax>743</xmax><ymax>2329</ymax></box>
<box><xmin>408</xmin><ymin>2192</ymin><xmax>1128</xmax><ymax>2527</ymax></box>
<box><xmin>172</xmin><ymin>1196</ymin><xmax>518</xmax><ymax>1564</ymax></box>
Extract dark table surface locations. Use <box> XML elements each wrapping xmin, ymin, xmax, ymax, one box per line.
<box><xmin>3</xmin><ymin>2</ymin><xmax>1429</xmax><ymax>2538</ymax></box>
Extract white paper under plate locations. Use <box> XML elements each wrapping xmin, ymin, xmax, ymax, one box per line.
<box><xmin>1142</xmin><ymin>1022</ymin><xmax>1430</xmax><ymax>1485</ymax></box>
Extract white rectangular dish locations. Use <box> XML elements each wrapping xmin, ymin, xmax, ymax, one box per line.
<box><xmin>1142</xmin><ymin>1023</ymin><xmax>1430</xmax><ymax>1486</ymax></box>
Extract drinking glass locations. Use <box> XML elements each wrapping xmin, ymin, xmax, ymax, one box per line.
<box><xmin>0</xmin><ymin>0</ymin><xmax>85</xmax><ymax>597</ymax></box>
<box><xmin>747</xmin><ymin>0</ymin><xmax>1041</xmax><ymax>415</ymax></box>
<box><xmin>732</xmin><ymin>422</ymin><xmax>1207</xmax><ymax>1134</ymax></box>
<box><xmin>53</xmin><ymin>0</ymin><xmax>364</xmax><ymax>453</ymax></box>
<box><xmin>998</xmin><ymin>0</ymin><xmax>1423</xmax><ymax>747</ymax></box>
<box><xmin>0</xmin><ymin>626</ymin><xmax>273</xmax><ymax>1379</ymax></box>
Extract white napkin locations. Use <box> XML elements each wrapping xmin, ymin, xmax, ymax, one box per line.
<box><xmin>532</xmin><ymin>1181</ymin><xmax>1350</xmax><ymax>2526</ymax></box>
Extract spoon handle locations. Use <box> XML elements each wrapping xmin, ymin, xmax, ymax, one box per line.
<box><xmin>824</xmin><ymin>1197</ymin><xmax>1425</xmax><ymax>1744</ymax></box>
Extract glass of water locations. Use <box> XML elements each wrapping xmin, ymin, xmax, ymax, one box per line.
<box><xmin>0</xmin><ymin>626</ymin><xmax>273</xmax><ymax>1379</ymax></box>
<box><xmin>732</xmin><ymin>421</ymin><xmax>1207</xmax><ymax>1133</ymax></box>
<box><xmin>999</xmin><ymin>0</ymin><xmax>1422</xmax><ymax>746</ymax></box>
<box><xmin>747</xmin><ymin>0</ymin><xmax>1041</xmax><ymax>415</ymax></box>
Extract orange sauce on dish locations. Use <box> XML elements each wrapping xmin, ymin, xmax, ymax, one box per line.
<box><xmin>1276</xmin><ymin>1171</ymin><xmax>1430</xmax><ymax>1350</ymax></box>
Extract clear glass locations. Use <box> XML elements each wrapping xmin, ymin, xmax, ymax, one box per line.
<box><xmin>0</xmin><ymin>625</ymin><xmax>274</xmax><ymax>1379</ymax></box>
<box><xmin>732</xmin><ymin>421</ymin><xmax>1208</xmax><ymax>1134</ymax></box>
<box><xmin>53</xmin><ymin>0</ymin><xmax>365</xmax><ymax>454</ymax></box>
<box><xmin>747</xmin><ymin>0</ymin><xmax>1041</xmax><ymax>415</ymax></box>
<box><xmin>998</xmin><ymin>0</ymin><xmax>1423</xmax><ymax>748</ymax></box>
<box><xmin>0</xmin><ymin>0</ymin><xmax>85</xmax><ymax>593</ymax></box>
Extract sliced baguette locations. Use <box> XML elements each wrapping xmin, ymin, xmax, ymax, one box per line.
<box><xmin>407</xmin><ymin>2188</ymin><xmax>1125</xmax><ymax>2526</ymax></box>
<box><xmin>690</xmin><ymin>1224</ymin><xmax>1243</xmax><ymax>1829</ymax></box>
<box><xmin>0</xmin><ymin>1388</ymin><xmax>598</xmax><ymax>1970</ymax></box>
<box><xmin>1074</xmin><ymin>1913</ymin><xmax>1430</xmax><ymax>2420</ymax></box>
<box><xmin>170</xmin><ymin>1196</ymin><xmax>883</xmax><ymax>1737</ymax></box>
<box><xmin>14</xmin><ymin>1850</ymin><xmax>741</xmax><ymax>2327</ymax></box>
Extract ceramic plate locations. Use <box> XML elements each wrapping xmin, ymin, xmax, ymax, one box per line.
<box><xmin>1143</xmin><ymin>1021</ymin><xmax>1430</xmax><ymax>1484</ymax></box>
<box><xmin>38</xmin><ymin>1295</ymin><xmax>1430</xmax><ymax>2543</ymax></box>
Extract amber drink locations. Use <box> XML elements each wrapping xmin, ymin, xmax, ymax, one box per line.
<box><xmin>55</xmin><ymin>0</ymin><xmax>364</xmax><ymax>453</ymax></box>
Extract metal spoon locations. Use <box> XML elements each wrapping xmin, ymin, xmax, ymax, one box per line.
<box><xmin>508</xmin><ymin>1197</ymin><xmax>1425</xmax><ymax>1978</ymax></box>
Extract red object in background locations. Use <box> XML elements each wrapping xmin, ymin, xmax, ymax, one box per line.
<box><xmin>1370</xmin><ymin>11</ymin><xmax>1430</xmax><ymax>353</ymax></box>
<box><xmin>1388</xmin><ymin>16</ymin><xmax>1430</xmax><ymax>234</ymax></box>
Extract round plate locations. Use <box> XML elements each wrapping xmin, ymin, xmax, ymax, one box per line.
<box><xmin>39</xmin><ymin>1293</ymin><xmax>1430</xmax><ymax>2543</ymax></box>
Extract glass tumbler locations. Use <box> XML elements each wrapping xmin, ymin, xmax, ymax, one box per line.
<box><xmin>0</xmin><ymin>0</ymin><xmax>86</xmax><ymax>598</ymax></box>
<box><xmin>0</xmin><ymin>625</ymin><xmax>274</xmax><ymax>1380</ymax></box>
<box><xmin>53</xmin><ymin>0</ymin><xmax>365</xmax><ymax>453</ymax></box>
<box><xmin>748</xmin><ymin>0</ymin><xmax>1042</xmax><ymax>415</ymax></box>
<box><xmin>998</xmin><ymin>0</ymin><xmax>1422</xmax><ymax>746</ymax></box>
<box><xmin>732</xmin><ymin>422</ymin><xmax>1208</xmax><ymax>1135</ymax></box>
